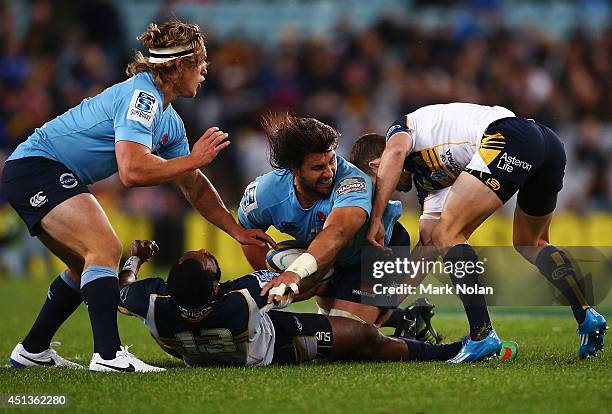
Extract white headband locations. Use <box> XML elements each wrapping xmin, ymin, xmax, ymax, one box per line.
<box><xmin>148</xmin><ymin>44</ymin><xmax>194</xmax><ymax>63</ymax></box>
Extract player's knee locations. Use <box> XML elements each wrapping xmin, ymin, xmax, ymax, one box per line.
<box><xmin>431</xmin><ymin>223</ymin><xmax>453</xmax><ymax>249</ymax></box>
<box><xmin>357</xmin><ymin>324</ymin><xmax>385</xmax><ymax>358</ymax></box>
<box><xmin>513</xmin><ymin>234</ymin><xmax>546</xmax><ymax>263</ymax></box>
<box><xmin>86</xmin><ymin>235</ymin><xmax>122</xmax><ymax>267</ymax></box>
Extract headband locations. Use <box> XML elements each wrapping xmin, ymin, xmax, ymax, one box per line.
<box><xmin>148</xmin><ymin>44</ymin><xmax>194</xmax><ymax>63</ymax></box>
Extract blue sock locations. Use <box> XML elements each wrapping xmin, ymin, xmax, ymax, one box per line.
<box><xmin>81</xmin><ymin>266</ymin><xmax>121</xmax><ymax>360</ymax></box>
<box><xmin>401</xmin><ymin>338</ymin><xmax>463</xmax><ymax>361</ymax></box>
<box><xmin>381</xmin><ymin>308</ymin><xmax>409</xmax><ymax>328</ymax></box>
<box><xmin>535</xmin><ymin>245</ymin><xmax>588</xmax><ymax>324</ymax></box>
<box><xmin>444</xmin><ymin>244</ymin><xmax>492</xmax><ymax>340</ymax></box>
<box><xmin>22</xmin><ymin>271</ymin><xmax>82</xmax><ymax>353</ymax></box>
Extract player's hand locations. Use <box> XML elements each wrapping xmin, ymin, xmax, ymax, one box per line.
<box><xmin>129</xmin><ymin>240</ymin><xmax>159</xmax><ymax>262</ymax></box>
<box><xmin>261</xmin><ymin>271</ymin><xmax>300</xmax><ymax>305</ymax></box>
<box><xmin>366</xmin><ymin>218</ymin><xmax>392</xmax><ymax>254</ymax></box>
<box><xmin>233</xmin><ymin>227</ymin><xmax>276</xmax><ymax>248</ymax></box>
<box><xmin>189</xmin><ymin>127</ymin><xmax>230</xmax><ymax>169</ymax></box>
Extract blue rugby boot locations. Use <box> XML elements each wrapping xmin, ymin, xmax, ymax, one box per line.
<box><xmin>447</xmin><ymin>329</ymin><xmax>502</xmax><ymax>363</ymax></box>
<box><xmin>578</xmin><ymin>308</ymin><xmax>608</xmax><ymax>359</ymax></box>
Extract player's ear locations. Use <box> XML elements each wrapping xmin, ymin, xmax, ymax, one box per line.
<box><xmin>368</xmin><ymin>160</ymin><xmax>380</xmax><ymax>172</ymax></box>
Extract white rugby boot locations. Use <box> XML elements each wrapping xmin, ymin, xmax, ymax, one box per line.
<box><xmin>89</xmin><ymin>345</ymin><xmax>165</xmax><ymax>372</ymax></box>
<box><xmin>10</xmin><ymin>342</ymin><xmax>83</xmax><ymax>369</ymax></box>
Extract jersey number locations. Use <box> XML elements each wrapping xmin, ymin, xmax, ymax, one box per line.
<box><xmin>174</xmin><ymin>328</ymin><xmax>237</xmax><ymax>355</ymax></box>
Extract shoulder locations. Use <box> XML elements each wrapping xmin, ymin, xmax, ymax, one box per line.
<box><xmin>333</xmin><ymin>156</ymin><xmax>372</xmax><ymax>195</ymax></box>
<box><xmin>116</xmin><ymin>73</ymin><xmax>163</xmax><ymax>112</ymax></box>
<box><xmin>242</xmin><ymin>170</ymin><xmax>292</xmax><ymax>210</ymax></box>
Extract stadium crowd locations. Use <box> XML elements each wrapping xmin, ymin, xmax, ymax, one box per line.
<box><xmin>0</xmin><ymin>0</ymin><xmax>611</xmax><ymax>274</ymax></box>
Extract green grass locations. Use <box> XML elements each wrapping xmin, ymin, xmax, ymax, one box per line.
<box><xmin>0</xmin><ymin>278</ymin><xmax>610</xmax><ymax>414</ymax></box>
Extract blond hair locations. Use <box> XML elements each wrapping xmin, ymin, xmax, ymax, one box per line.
<box><xmin>126</xmin><ymin>20</ymin><xmax>206</xmax><ymax>91</ymax></box>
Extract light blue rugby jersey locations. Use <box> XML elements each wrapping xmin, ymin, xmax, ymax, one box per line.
<box><xmin>8</xmin><ymin>72</ymin><xmax>189</xmax><ymax>184</ymax></box>
<box><xmin>238</xmin><ymin>156</ymin><xmax>402</xmax><ymax>267</ymax></box>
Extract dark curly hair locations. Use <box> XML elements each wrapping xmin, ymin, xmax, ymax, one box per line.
<box><xmin>263</xmin><ymin>113</ymin><xmax>339</xmax><ymax>170</ymax></box>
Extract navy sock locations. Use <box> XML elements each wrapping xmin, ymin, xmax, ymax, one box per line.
<box><xmin>401</xmin><ymin>338</ymin><xmax>463</xmax><ymax>361</ymax></box>
<box><xmin>81</xmin><ymin>266</ymin><xmax>121</xmax><ymax>360</ymax></box>
<box><xmin>444</xmin><ymin>244</ymin><xmax>492</xmax><ymax>340</ymax></box>
<box><xmin>22</xmin><ymin>271</ymin><xmax>82</xmax><ymax>353</ymax></box>
<box><xmin>381</xmin><ymin>308</ymin><xmax>409</xmax><ymax>328</ymax></box>
<box><xmin>535</xmin><ymin>245</ymin><xmax>588</xmax><ymax>324</ymax></box>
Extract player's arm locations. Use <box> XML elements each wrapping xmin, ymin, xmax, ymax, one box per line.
<box><xmin>118</xmin><ymin>240</ymin><xmax>159</xmax><ymax>287</ymax></box>
<box><xmin>175</xmin><ymin>170</ymin><xmax>275</xmax><ymax>248</ymax></box>
<box><xmin>115</xmin><ymin>127</ymin><xmax>229</xmax><ymax>187</ymax></box>
<box><xmin>366</xmin><ymin>131</ymin><xmax>413</xmax><ymax>248</ymax></box>
<box><xmin>261</xmin><ymin>206</ymin><xmax>367</xmax><ymax>303</ymax></box>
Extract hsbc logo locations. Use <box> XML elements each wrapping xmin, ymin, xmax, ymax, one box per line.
<box><xmin>30</xmin><ymin>191</ymin><xmax>48</xmax><ymax>208</ymax></box>
<box><xmin>59</xmin><ymin>173</ymin><xmax>78</xmax><ymax>189</ymax></box>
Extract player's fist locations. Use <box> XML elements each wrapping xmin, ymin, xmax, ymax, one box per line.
<box><xmin>261</xmin><ymin>271</ymin><xmax>300</xmax><ymax>305</ymax></box>
<box><xmin>129</xmin><ymin>240</ymin><xmax>159</xmax><ymax>262</ymax></box>
<box><xmin>366</xmin><ymin>218</ymin><xmax>392</xmax><ymax>255</ymax></box>
<box><xmin>189</xmin><ymin>127</ymin><xmax>230</xmax><ymax>169</ymax></box>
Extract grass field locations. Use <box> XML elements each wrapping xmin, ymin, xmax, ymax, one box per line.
<box><xmin>0</xmin><ymin>277</ymin><xmax>610</xmax><ymax>414</ymax></box>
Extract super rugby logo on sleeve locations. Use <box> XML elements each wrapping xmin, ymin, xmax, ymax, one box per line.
<box><xmin>241</xmin><ymin>181</ymin><xmax>259</xmax><ymax>214</ymax></box>
<box><xmin>336</xmin><ymin>177</ymin><xmax>367</xmax><ymax>195</ymax></box>
<box><xmin>127</xmin><ymin>90</ymin><xmax>158</xmax><ymax>128</ymax></box>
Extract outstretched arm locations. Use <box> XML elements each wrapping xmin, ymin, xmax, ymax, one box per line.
<box><xmin>175</xmin><ymin>169</ymin><xmax>276</xmax><ymax>248</ymax></box>
<box><xmin>261</xmin><ymin>206</ymin><xmax>367</xmax><ymax>305</ymax></box>
<box><xmin>366</xmin><ymin>131</ymin><xmax>413</xmax><ymax>249</ymax></box>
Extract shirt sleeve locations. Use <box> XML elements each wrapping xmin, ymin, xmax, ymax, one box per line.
<box><xmin>333</xmin><ymin>173</ymin><xmax>373</xmax><ymax>216</ymax></box>
<box><xmin>113</xmin><ymin>88</ymin><xmax>160</xmax><ymax>148</ymax></box>
<box><xmin>118</xmin><ymin>278</ymin><xmax>166</xmax><ymax>319</ymax></box>
<box><xmin>238</xmin><ymin>180</ymin><xmax>271</xmax><ymax>230</ymax></box>
<box><xmin>386</xmin><ymin>114</ymin><xmax>414</xmax><ymax>143</ymax></box>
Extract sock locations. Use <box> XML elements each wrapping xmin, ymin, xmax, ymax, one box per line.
<box><xmin>443</xmin><ymin>244</ymin><xmax>492</xmax><ymax>340</ymax></box>
<box><xmin>381</xmin><ymin>308</ymin><xmax>410</xmax><ymax>328</ymax></box>
<box><xmin>81</xmin><ymin>265</ymin><xmax>121</xmax><ymax>360</ymax></box>
<box><xmin>401</xmin><ymin>338</ymin><xmax>463</xmax><ymax>361</ymax></box>
<box><xmin>535</xmin><ymin>245</ymin><xmax>588</xmax><ymax>324</ymax></box>
<box><xmin>22</xmin><ymin>271</ymin><xmax>83</xmax><ymax>353</ymax></box>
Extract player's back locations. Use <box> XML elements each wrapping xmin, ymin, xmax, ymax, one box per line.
<box><xmin>119</xmin><ymin>271</ymin><xmax>279</xmax><ymax>366</ymax></box>
<box><xmin>407</xmin><ymin>103</ymin><xmax>515</xmax><ymax>151</ymax></box>
<box><xmin>390</xmin><ymin>103</ymin><xmax>515</xmax><ymax>191</ymax></box>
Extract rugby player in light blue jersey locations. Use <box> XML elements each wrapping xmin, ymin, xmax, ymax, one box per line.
<box><xmin>3</xmin><ymin>21</ymin><xmax>272</xmax><ymax>373</ymax></box>
<box><xmin>237</xmin><ymin>114</ymin><xmax>411</xmax><ymax>326</ymax></box>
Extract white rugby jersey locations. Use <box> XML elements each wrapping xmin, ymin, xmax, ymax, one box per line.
<box><xmin>386</xmin><ymin>103</ymin><xmax>515</xmax><ymax>191</ymax></box>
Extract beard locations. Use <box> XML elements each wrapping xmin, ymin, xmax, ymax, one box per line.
<box><xmin>296</xmin><ymin>175</ymin><xmax>334</xmax><ymax>199</ymax></box>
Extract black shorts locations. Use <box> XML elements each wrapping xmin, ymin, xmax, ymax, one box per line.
<box><xmin>318</xmin><ymin>222</ymin><xmax>409</xmax><ymax>308</ymax></box>
<box><xmin>1</xmin><ymin>157</ymin><xmax>90</xmax><ymax>236</ymax></box>
<box><xmin>467</xmin><ymin>117</ymin><xmax>566</xmax><ymax>216</ymax></box>
<box><xmin>268</xmin><ymin>310</ymin><xmax>333</xmax><ymax>364</ymax></box>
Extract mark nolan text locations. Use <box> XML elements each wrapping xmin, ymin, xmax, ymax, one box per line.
<box><xmin>373</xmin><ymin>283</ymin><xmax>494</xmax><ymax>295</ymax></box>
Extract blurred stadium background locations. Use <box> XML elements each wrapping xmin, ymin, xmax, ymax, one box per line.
<box><xmin>1</xmin><ymin>0</ymin><xmax>611</xmax><ymax>279</ymax></box>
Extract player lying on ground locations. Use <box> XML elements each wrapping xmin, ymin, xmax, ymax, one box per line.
<box><xmin>238</xmin><ymin>113</ymin><xmax>410</xmax><ymax>326</ymax></box>
<box><xmin>6</xmin><ymin>20</ymin><xmax>272</xmax><ymax>373</ymax></box>
<box><xmin>366</xmin><ymin>102</ymin><xmax>608</xmax><ymax>361</ymax></box>
<box><xmin>116</xmin><ymin>240</ymin><xmax>462</xmax><ymax>367</ymax></box>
